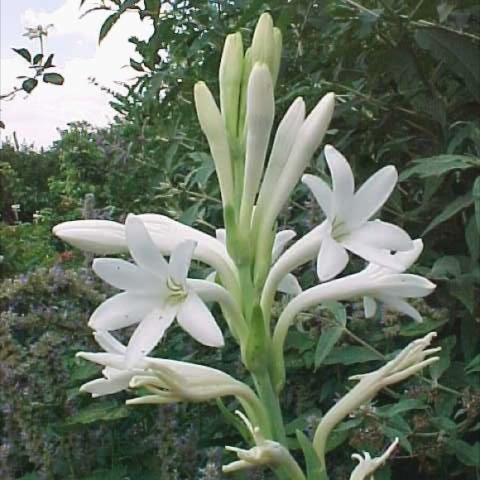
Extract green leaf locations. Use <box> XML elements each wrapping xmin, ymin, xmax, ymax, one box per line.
<box><xmin>178</xmin><ymin>204</ymin><xmax>200</xmax><ymax>226</ymax></box>
<box><xmin>12</xmin><ymin>47</ymin><xmax>31</xmax><ymax>62</ymax></box>
<box><xmin>65</xmin><ymin>402</ymin><xmax>130</xmax><ymax>425</ymax></box>
<box><xmin>415</xmin><ymin>27</ymin><xmax>480</xmax><ymax>100</ymax></box>
<box><xmin>33</xmin><ymin>53</ymin><xmax>43</xmax><ymax>65</ymax></box>
<box><xmin>22</xmin><ymin>78</ymin><xmax>38</xmax><ymax>93</ymax></box>
<box><xmin>130</xmin><ymin>59</ymin><xmax>144</xmax><ymax>71</ymax></box>
<box><xmin>314</xmin><ymin>302</ymin><xmax>346</xmax><ymax>369</ymax></box>
<box><xmin>429</xmin><ymin>335</ymin><xmax>456</xmax><ymax>381</ymax></box>
<box><xmin>296</xmin><ymin>430</ymin><xmax>327</xmax><ymax>480</ymax></box>
<box><xmin>466</xmin><ymin>354</ymin><xmax>480</xmax><ymax>374</ymax></box>
<box><xmin>473</xmin><ymin>176</ymin><xmax>480</xmax><ymax>233</ymax></box>
<box><xmin>99</xmin><ymin>13</ymin><xmax>121</xmax><ymax>43</ymax></box>
<box><xmin>43</xmin><ymin>73</ymin><xmax>64</xmax><ymax>85</ymax></box>
<box><xmin>452</xmin><ymin>440</ymin><xmax>480</xmax><ymax>466</ymax></box>
<box><xmin>423</xmin><ymin>192</ymin><xmax>473</xmax><ymax>235</ymax></box>
<box><xmin>377</xmin><ymin>399</ymin><xmax>427</xmax><ymax>418</ymax></box>
<box><xmin>323</xmin><ymin>346</ymin><xmax>381</xmax><ymax>365</ymax></box>
<box><xmin>465</xmin><ymin>216</ymin><xmax>480</xmax><ymax>262</ymax></box>
<box><xmin>400</xmin><ymin>155</ymin><xmax>480</xmax><ymax>181</ymax></box>
<box><xmin>399</xmin><ymin>317</ymin><xmax>448</xmax><ymax>337</ymax></box>
<box><xmin>43</xmin><ymin>53</ymin><xmax>54</xmax><ymax>68</ymax></box>
<box><xmin>430</xmin><ymin>256</ymin><xmax>461</xmax><ymax>279</ymax></box>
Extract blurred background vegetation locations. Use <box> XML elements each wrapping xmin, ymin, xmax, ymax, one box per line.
<box><xmin>0</xmin><ymin>1</ymin><xmax>479</xmax><ymax>479</ymax></box>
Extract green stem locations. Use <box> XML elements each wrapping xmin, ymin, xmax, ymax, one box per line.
<box><xmin>252</xmin><ymin>369</ymin><xmax>287</xmax><ymax>446</ymax></box>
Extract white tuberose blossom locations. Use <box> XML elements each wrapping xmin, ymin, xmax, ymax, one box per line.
<box><xmin>302</xmin><ymin>145</ymin><xmax>413</xmax><ymax>281</ymax></box>
<box><xmin>90</xmin><ymin>214</ymin><xmax>224</xmax><ymax>367</ymax></box>
<box><xmin>349</xmin><ymin>438</ymin><xmax>399</xmax><ymax>480</ymax></box>
<box><xmin>363</xmin><ymin>239</ymin><xmax>426</xmax><ymax>322</ymax></box>
<box><xmin>76</xmin><ymin>331</ymin><xmax>150</xmax><ymax>397</ymax></box>
<box><xmin>214</xmin><ymin>228</ymin><xmax>301</xmax><ymax>295</ymax></box>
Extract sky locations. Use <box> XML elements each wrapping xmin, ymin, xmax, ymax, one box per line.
<box><xmin>0</xmin><ymin>0</ymin><xmax>152</xmax><ymax>148</ymax></box>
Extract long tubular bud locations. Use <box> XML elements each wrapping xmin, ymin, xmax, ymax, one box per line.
<box><xmin>262</xmin><ymin>92</ymin><xmax>335</xmax><ymax>231</ymax></box>
<box><xmin>251</xmin><ymin>13</ymin><xmax>275</xmax><ymax>74</ymax></box>
<box><xmin>271</xmin><ymin>27</ymin><xmax>282</xmax><ymax>87</ymax></box>
<box><xmin>219</xmin><ymin>32</ymin><xmax>244</xmax><ymax>138</ymax></box>
<box><xmin>194</xmin><ymin>81</ymin><xmax>235</xmax><ymax>207</ymax></box>
<box><xmin>239</xmin><ymin>64</ymin><xmax>275</xmax><ymax>231</ymax></box>
<box><xmin>255</xmin><ymin>97</ymin><xmax>306</xmax><ymax>225</ymax></box>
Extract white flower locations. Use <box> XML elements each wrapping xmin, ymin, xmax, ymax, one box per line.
<box><xmin>53</xmin><ymin>214</ymin><xmax>240</xmax><ymax>298</ymax></box>
<box><xmin>350</xmin><ymin>438</ymin><xmax>399</xmax><ymax>480</ymax></box>
<box><xmin>223</xmin><ymin>410</ymin><xmax>288</xmax><ymax>474</ymax></box>
<box><xmin>213</xmin><ymin>228</ymin><xmax>301</xmax><ymax>295</ymax></box>
<box><xmin>77</xmin><ymin>332</ymin><xmax>251</xmax><ymax>404</ymax></box>
<box><xmin>76</xmin><ymin>331</ymin><xmax>149</xmax><ymax>398</ymax></box>
<box><xmin>313</xmin><ymin>333</ymin><xmax>440</xmax><ymax>458</ymax></box>
<box><xmin>363</xmin><ymin>239</ymin><xmax>426</xmax><ymax>322</ymax></box>
<box><xmin>89</xmin><ymin>214</ymin><xmax>224</xmax><ymax>367</ymax></box>
<box><xmin>302</xmin><ymin>145</ymin><xmax>413</xmax><ymax>281</ymax></box>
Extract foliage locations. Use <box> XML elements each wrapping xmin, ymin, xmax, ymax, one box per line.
<box><xmin>0</xmin><ymin>25</ymin><xmax>63</xmax><ymax>104</ymax></box>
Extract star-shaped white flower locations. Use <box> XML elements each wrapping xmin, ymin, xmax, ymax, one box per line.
<box><xmin>89</xmin><ymin>214</ymin><xmax>224</xmax><ymax>367</ymax></box>
<box><xmin>213</xmin><ymin>228</ymin><xmax>301</xmax><ymax>295</ymax></box>
<box><xmin>77</xmin><ymin>331</ymin><xmax>150</xmax><ymax>397</ymax></box>
<box><xmin>362</xmin><ymin>239</ymin><xmax>427</xmax><ymax>322</ymax></box>
<box><xmin>302</xmin><ymin>145</ymin><xmax>413</xmax><ymax>281</ymax></box>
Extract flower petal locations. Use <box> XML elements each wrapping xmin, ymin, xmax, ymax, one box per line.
<box><xmin>375</xmin><ymin>274</ymin><xmax>436</xmax><ymax>298</ymax></box>
<box><xmin>324</xmin><ymin>145</ymin><xmax>355</xmax><ymax>220</ymax></box>
<box><xmin>342</xmin><ymin>237</ymin><xmax>406</xmax><ymax>271</ymax></box>
<box><xmin>125</xmin><ymin>215</ymin><xmax>169</xmax><ymax>279</ymax></box>
<box><xmin>76</xmin><ymin>352</ymin><xmax>128</xmax><ymax>370</ymax></box>
<box><xmin>177</xmin><ymin>292</ymin><xmax>224</xmax><ymax>347</ymax></box>
<box><xmin>302</xmin><ymin>174</ymin><xmax>333</xmax><ymax>221</ymax></box>
<box><xmin>80</xmin><ymin>372</ymin><xmax>133</xmax><ymax>397</ymax></box>
<box><xmin>378</xmin><ymin>295</ymin><xmax>423</xmax><ymax>322</ymax></box>
<box><xmin>88</xmin><ymin>292</ymin><xmax>159</xmax><ymax>330</ymax></box>
<box><xmin>93</xmin><ymin>258</ymin><xmax>159</xmax><ymax>293</ymax></box>
<box><xmin>93</xmin><ymin>331</ymin><xmax>126</xmax><ymax>355</ymax></box>
<box><xmin>125</xmin><ymin>306</ymin><xmax>177</xmax><ymax>367</ymax></box>
<box><xmin>393</xmin><ymin>239</ymin><xmax>424</xmax><ymax>270</ymax></box>
<box><xmin>272</xmin><ymin>230</ymin><xmax>297</xmax><ymax>262</ymax></box>
<box><xmin>53</xmin><ymin>220</ymin><xmax>126</xmax><ymax>254</ymax></box>
<box><xmin>277</xmin><ymin>273</ymin><xmax>302</xmax><ymax>295</ymax></box>
<box><xmin>168</xmin><ymin>240</ymin><xmax>197</xmax><ymax>287</ymax></box>
<box><xmin>363</xmin><ymin>296</ymin><xmax>377</xmax><ymax>318</ymax></box>
<box><xmin>215</xmin><ymin>228</ymin><xmax>226</xmax><ymax>245</ymax></box>
<box><xmin>317</xmin><ymin>234</ymin><xmax>349</xmax><ymax>281</ymax></box>
<box><xmin>351</xmin><ymin>165</ymin><xmax>398</xmax><ymax>226</ymax></box>
<box><xmin>347</xmin><ymin>220</ymin><xmax>412</xmax><ymax>252</ymax></box>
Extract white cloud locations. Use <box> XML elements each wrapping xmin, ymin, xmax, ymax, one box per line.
<box><xmin>1</xmin><ymin>0</ymin><xmax>152</xmax><ymax>149</ymax></box>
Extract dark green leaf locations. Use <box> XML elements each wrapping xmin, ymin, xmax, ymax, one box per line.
<box><xmin>22</xmin><ymin>78</ymin><xmax>38</xmax><ymax>93</ymax></box>
<box><xmin>400</xmin><ymin>155</ymin><xmax>480</xmax><ymax>181</ymax></box>
<box><xmin>423</xmin><ymin>193</ymin><xmax>473</xmax><ymax>235</ymax></box>
<box><xmin>323</xmin><ymin>346</ymin><xmax>381</xmax><ymax>365</ymax></box>
<box><xmin>43</xmin><ymin>73</ymin><xmax>64</xmax><ymax>85</ymax></box>
<box><xmin>415</xmin><ymin>27</ymin><xmax>480</xmax><ymax>100</ymax></box>
<box><xmin>12</xmin><ymin>47</ymin><xmax>31</xmax><ymax>62</ymax></box>
<box><xmin>43</xmin><ymin>53</ymin><xmax>54</xmax><ymax>68</ymax></box>
<box><xmin>178</xmin><ymin>204</ymin><xmax>200</xmax><ymax>226</ymax></box>
<box><xmin>473</xmin><ymin>176</ymin><xmax>480</xmax><ymax>233</ymax></box>
<box><xmin>430</xmin><ymin>256</ymin><xmax>461</xmax><ymax>279</ymax></box>
<box><xmin>99</xmin><ymin>13</ymin><xmax>121</xmax><ymax>43</ymax></box>
<box><xmin>33</xmin><ymin>53</ymin><xmax>43</xmax><ymax>65</ymax></box>
<box><xmin>296</xmin><ymin>430</ymin><xmax>327</xmax><ymax>480</ymax></box>
<box><xmin>399</xmin><ymin>317</ymin><xmax>448</xmax><ymax>337</ymax></box>
<box><xmin>314</xmin><ymin>302</ymin><xmax>346</xmax><ymax>369</ymax></box>
<box><xmin>452</xmin><ymin>440</ymin><xmax>480</xmax><ymax>466</ymax></box>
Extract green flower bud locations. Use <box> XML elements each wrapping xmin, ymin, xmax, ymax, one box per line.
<box><xmin>219</xmin><ymin>32</ymin><xmax>244</xmax><ymax>139</ymax></box>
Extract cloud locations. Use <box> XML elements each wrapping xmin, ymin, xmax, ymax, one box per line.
<box><xmin>1</xmin><ymin>0</ymin><xmax>152</xmax><ymax>149</ymax></box>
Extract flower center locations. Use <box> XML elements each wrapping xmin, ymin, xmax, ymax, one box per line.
<box><xmin>166</xmin><ymin>276</ymin><xmax>188</xmax><ymax>302</ymax></box>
